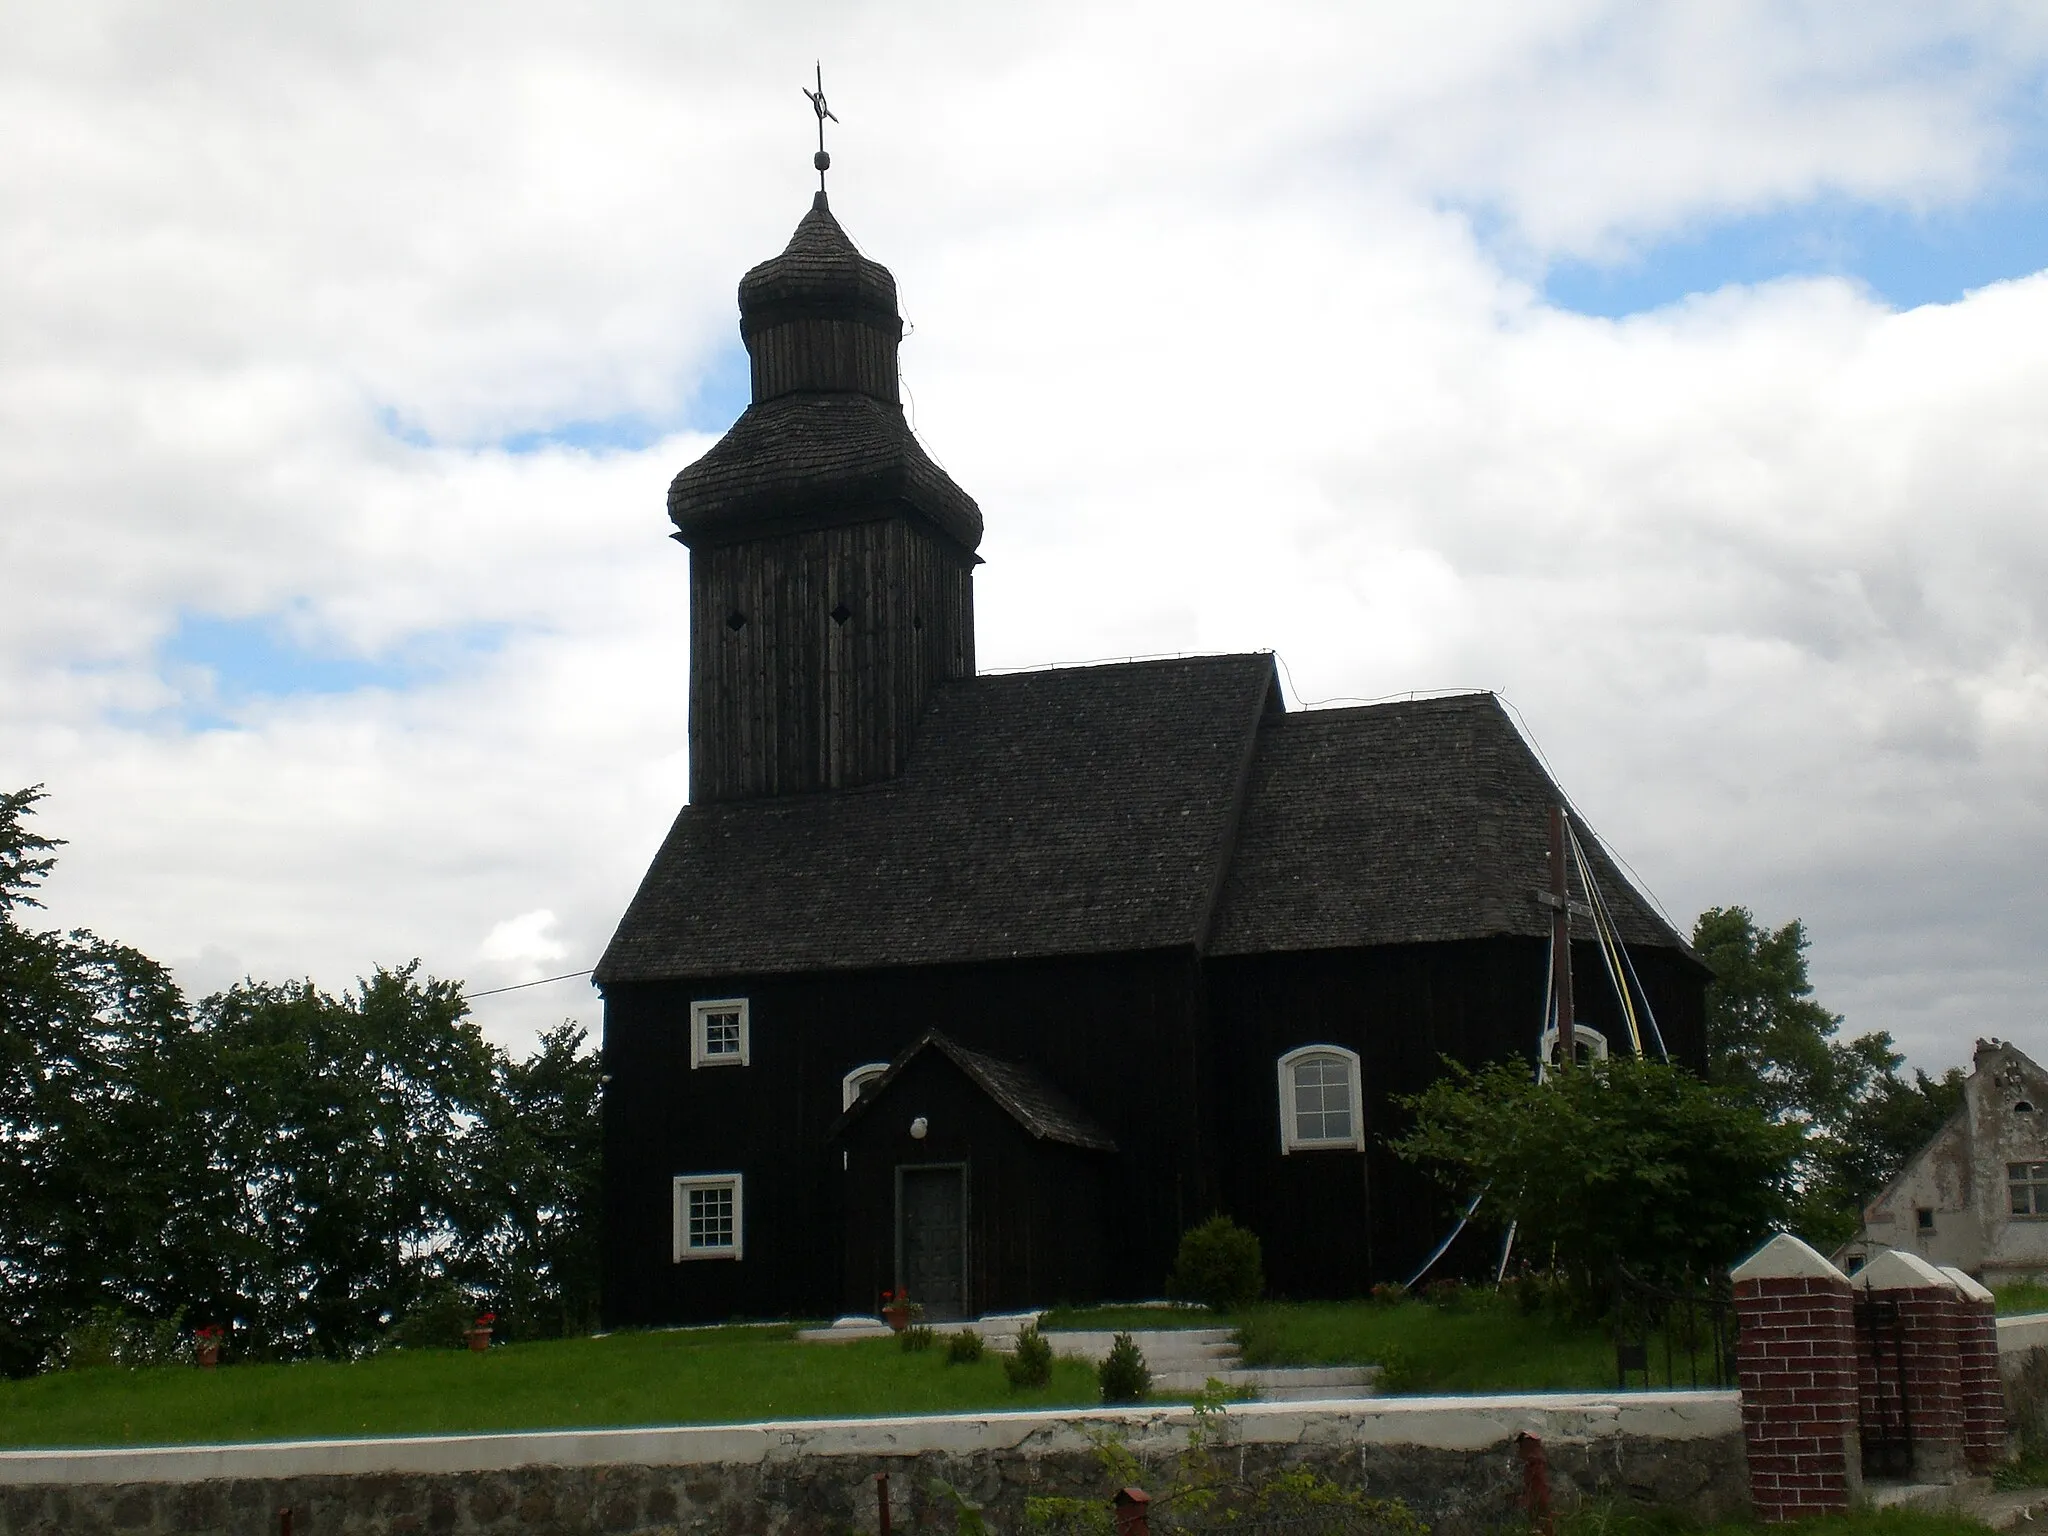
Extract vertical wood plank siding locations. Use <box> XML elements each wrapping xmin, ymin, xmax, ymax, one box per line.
<box><xmin>598</xmin><ymin>937</ymin><xmax>1709</xmax><ymax>1327</ymax></box>
<box><xmin>747</xmin><ymin>318</ymin><xmax>900</xmax><ymax>404</ymax></box>
<box><xmin>689</xmin><ymin>516</ymin><xmax>976</xmax><ymax>801</ymax></box>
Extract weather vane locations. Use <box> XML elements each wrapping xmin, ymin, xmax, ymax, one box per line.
<box><xmin>802</xmin><ymin>63</ymin><xmax>838</xmax><ymax>193</ymax></box>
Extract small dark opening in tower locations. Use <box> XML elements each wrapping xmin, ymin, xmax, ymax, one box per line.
<box><xmin>725</xmin><ymin>611</ymin><xmax>748</xmax><ymax>633</ymax></box>
<box><xmin>830</xmin><ymin>601</ymin><xmax>852</xmax><ymax>626</ymax></box>
<box><xmin>2019</xmin><ymin>1101</ymin><xmax>2036</xmax><ymax>1114</ymax></box>
<box><xmin>912</xmin><ymin>614</ymin><xmax>924</xmax><ymax>632</ymax></box>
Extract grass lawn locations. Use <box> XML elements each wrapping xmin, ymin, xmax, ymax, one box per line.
<box><xmin>1235</xmin><ymin>1295</ymin><xmax>1658</xmax><ymax>1393</ymax></box>
<box><xmin>0</xmin><ymin>1325</ymin><xmax>1101</xmax><ymax>1450</ymax></box>
<box><xmin>1996</xmin><ymin>1282</ymin><xmax>2048</xmax><ymax>1314</ymax></box>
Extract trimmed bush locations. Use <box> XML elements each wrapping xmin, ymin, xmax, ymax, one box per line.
<box><xmin>1098</xmin><ymin>1331</ymin><xmax>1151</xmax><ymax>1404</ymax></box>
<box><xmin>1168</xmin><ymin>1215</ymin><xmax>1264</xmax><ymax>1313</ymax></box>
<box><xmin>899</xmin><ymin>1324</ymin><xmax>936</xmax><ymax>1353</ymax></box>
<box><xmin>1004</xmin><ymin>1322</ymin><xmax>1053</xmax><ymax>1389</ymax></box>
<box><xmin>945</xmin><ymin>1328</ymin><xmax>986</xmax><ymax>1365</ymax></box>
<box><xmin>388</xmin><ymin>1290</ymin><xmax>475</xmax><ymax>1351</ymax></box>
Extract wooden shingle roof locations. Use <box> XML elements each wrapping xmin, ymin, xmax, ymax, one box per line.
<box><xmin>594</xmin><ymin>666</ymin><xmax>1690</xmax><ymax>985</ymax></box>
<box><xmin>595</xmin><ymin>654</ymin><xmax>1279</xmax><ymax>982</ymax></box>
<box><xmin>832</xmin><ymin>1031</ymin><xmax>1118</xmax><ymax>1151</ymax></box>
<box><xmin>737</xmin><ymin>194</ymin><xmax>898</xmax><ymax>335</ymax></box>
<box><xmin>1205</xmin><ymin>694</ymin><xmax>1683</xmax><ymax>955</ymax></box>
<box><xmin>667</xmin><ymin>393</ymin><xmax>983</xmax><ymax>552</ymax></box>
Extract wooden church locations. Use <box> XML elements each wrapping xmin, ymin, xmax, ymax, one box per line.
<box><xmin>594</xmin><ymin>186</ymin><xmax>1709</xmax><ymax>1327</ymax></box>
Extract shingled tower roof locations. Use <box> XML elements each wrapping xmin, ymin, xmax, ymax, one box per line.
<box><xmin>668</xmin><ymin>193</ymin><xmax>983</xmax><ymax>554</ymax></box>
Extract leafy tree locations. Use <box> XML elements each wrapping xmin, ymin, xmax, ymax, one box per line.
<box><xmin>0</xmin><ymin>786</ymin><xmax>194</xmax><ymax>1376</ymax></box>
<box><xmin>1692</xmin><ymin>906</ymin><xmax>1965</xmax><ymax>1246</ymax></box>
<box><xmin>1814</xmin><ymin>1066</ymin><xmax>1967</xmax><ymax>1226</ymax></box>
<box><xmin>1692</xmin><ymin>906</ymin><xmax>1897</xmax><ymax>1131</ymax></box>
<box><xmin>187</xmin><ymin>966</ymin><xmax>498</xmax><ymax>1358</ymax></box>
<box><xmin>462</xmin><ymin>1021</ymin><xmax>603</xmax><ymax>1338</ymax></box>
<box><xmin>1390</xmin><ymin>1055</ymin><xmax>1800</xmax><ymax>1288</ymax></box>
<box><xmin>0</xmin><ymin>784</ymin><xmax>608</xmax><ymax>1375</ymax></box>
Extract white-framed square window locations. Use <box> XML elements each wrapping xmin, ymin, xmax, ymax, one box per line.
<box><xmin>1277</xmin><ymin>1045</ymin><xmax>1364</xmax><ymax>1153</ymax></box>
<box><xmin>690</xmin><ymin>997</ymin><xmax>750</xmax><ymax>1068</ymax></box>
<box><xmin>673</xmin><ymin>1173</ymin><xmax>744</xmax><ymax>1260</ymax></box>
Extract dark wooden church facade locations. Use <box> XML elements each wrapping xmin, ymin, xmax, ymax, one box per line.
<box><xmin>595</xmin><ymin>192</ymin><xmax>1708</xmax><ymax>1327</ymax></box>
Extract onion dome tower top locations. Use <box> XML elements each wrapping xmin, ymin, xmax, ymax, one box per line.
<box><xmin>667</xmin><ymin>75</ymin><xmax>984</xmax><ymax>804</ymax></box>
<box><xmin>666</xmin><ymin>194</ymin><xmax>983</xmax><ymax>554</ymax></box>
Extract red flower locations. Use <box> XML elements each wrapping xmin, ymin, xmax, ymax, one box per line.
<box><xmin>195</xmin><ymin>1324</ymin><xmax>224</xmax><ymax>1341</ymax></box>
<box><xmin>474</xmin><ymin>1313</ymin><xmax>496</xmax><ymax>1328</ymax></box>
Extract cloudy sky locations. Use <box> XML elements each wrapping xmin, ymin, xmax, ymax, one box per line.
<box><xmin>4</xmin><ymin>1</ymin><xmax>2045</xmax><ymax>1072</ymax></box>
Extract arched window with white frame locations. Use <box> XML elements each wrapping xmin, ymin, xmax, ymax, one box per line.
<box><xmin>1277</xmin><ymin>1045</ymin><xmax>1364</xmax><ymax>1153</ymax></box>
<box><xmin>842</xmin><ymin>1062</ymin><xmax>889</xmax><ymax>1111</ymax></box>
<box><xmin>1540</xmin><ymin>1024</ymin><xmax>1609</xmax><ymax>1069</ymax></box>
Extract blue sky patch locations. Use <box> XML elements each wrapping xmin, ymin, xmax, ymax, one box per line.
<box><xmin>1543</xmin><ymin>190</ymin><xmax>2048</xmax><ymax>316</ymax></box>
<box><xmin>376</xmin><ymin>340</ymin><xmax>755</xmax><ymax>457</ymax></box>
<box><xmin>146</xmin><ymin>613</ymin><xmax>511</xmax><ymax>728</ymax></box>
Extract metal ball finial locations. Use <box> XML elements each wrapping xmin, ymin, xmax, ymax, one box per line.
<box><xmin>815</xmin><ymin>151</ymin><xmax>831</xmax><ymax>173</ymax></box>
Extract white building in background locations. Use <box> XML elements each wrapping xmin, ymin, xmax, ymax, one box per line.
<box><xmin>1840</xmin><ymin>1038</ymin><xmax>2048</xmax><ymax>1284</ymax></box>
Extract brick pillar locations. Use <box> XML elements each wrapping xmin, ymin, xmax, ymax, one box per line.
<box><xmin>1855</xmin><ymin>1249</ymin><xmax>1965</xmax><ymax>1483</ymax></box>
<box><xmin>1732</xmin><ymin>1233</ymin><xmax>1861</xmax><ymax>1521</ymax></box>
<box><xmin>1941</xmin><ymin>1266</ymin><xmax>2007</xmax><ymax>1472</ymax></box>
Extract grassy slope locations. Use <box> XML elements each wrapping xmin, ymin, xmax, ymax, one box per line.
<box><xmin>0</xmin><ymin>1326</ymin><xmax>1099</xmax><ymax>1450</ymax></box>
<box><xmin>1996</xmin><ymin>1282</ymin><xmax>2048</xmax><ymax>1314</ymax></box>
<box><xmin>1236</xmin><ymin>1297</ymin><xmax>1635</xmax><ymax>1393</ymax></box>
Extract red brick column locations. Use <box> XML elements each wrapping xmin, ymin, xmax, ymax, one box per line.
<box><xmin>1855</xmin><ymin>1249</ymin><xmax>1965</xmax><ymax>1483</ymax></box>
<box><xmin>1732</xmin><ymin>1234</ymin><xmax>1861</xmax><ymax>1521</ymax></box>
<box><xmin>1941</xmin><ymin>1266</ymin><xmax>2007</xmax><ymax>1472</ymax></box>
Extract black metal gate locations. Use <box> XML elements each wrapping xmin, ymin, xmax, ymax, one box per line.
<box><xmin>1611</xmin><ymin>1267</ymin><xmax>1735</xmax><ymax>1389</ymax></box>
<box><xmin>1855</xmin><ymin>1294</ymin><xmax>1913</xmax><ymax>1479</ymax></box>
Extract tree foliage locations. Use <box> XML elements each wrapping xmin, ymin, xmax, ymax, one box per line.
<box><xmin>0</xmin><ymin>787</ymin><xmax>602</xmax><ymax>1375</ymax></box>
<box><xmin>1693</xmin><ymin>906</ymin><xmax>1896</xmax><ymax>1130</ymax></box>
<box><xmin>1692</xmin><ymin>905</ymin><xmax>1959</xmax><ymax>1244</ymax></box>
<box><xmin>1391</xmin><ymin>1055</ymin><xmax>1801</xmax><ymax>1286</ymax></box>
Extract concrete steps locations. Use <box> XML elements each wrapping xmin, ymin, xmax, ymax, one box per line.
<box><xmin>797</xmin><ymin>1314</ymin><xmax>1380</xmax><ymax>1402</ymax></box>
<box><xmin>1041</xmin><ymin>1328</ymin><xmax>1379</xmax><ymax>1402</ymax></box>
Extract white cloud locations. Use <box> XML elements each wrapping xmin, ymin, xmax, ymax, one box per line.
<box><xmin>2</xmin><ymin>0</ymin><xmax>2046</xmax><ymax>1068</ymax></box>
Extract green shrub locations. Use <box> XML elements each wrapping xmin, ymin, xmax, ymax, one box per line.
<box><xmin>1168</xmin><ymin>1215</ymin><xmax>1264</xmax><ymax>1313</ymax></box>
<box><xmin>1373</xmin><ymin>1344</ymin><xmax>1418</xmax><ymax>1395</ymax></box>
<box><xmin>1004</xmin><ymin>1322</ymin><xmax>1054</xmax><ymax>1389</ymax></box>
<box><xmin>1368</xmin><ymin>1282</ymin><xmax>1407</xmax><ymax>1307</ymax></box>
<box><xmin>900</xmin><ymin>1324</ymin><xmax>937</xmax><ymax>1353</ymax></box>
<box><xmin>388</xmin><ymin>1289</ymin><xmax>475</xmax><ymax>1351</ymax></box>
<box><xmin>1511</xmin><ymin>1271</ymin><xmax>1551</xmax><ymax>1316</ymax></box>
<box><xmin>57</xmin><ymin>1307</ymin><xmax>186</xmax><ymax>1370</ymax></box>
<box><xmin>1097</xmin><ymin>1332</ymin><xmax>1150</xmax><ymax>1404</ymax></box>
<box><xmin>945</xmin><ymin>1328</ymin><xmax>985</xmax><ymax>1365</ymax></box>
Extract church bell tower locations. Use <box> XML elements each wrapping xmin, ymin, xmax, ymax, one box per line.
<box><xmin>668</xmin><ymin>189</ymin><xmax>982</xmax><ymax>803</ymax></box>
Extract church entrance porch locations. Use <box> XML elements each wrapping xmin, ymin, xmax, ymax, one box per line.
<box><xmin>833</xmin><ymin>1031</ymin><xmax>1119</xmax><ymax>1319</ymax></box>
<box><xmin>897</xmin><ymin>1164</ymin><xmax>969</xmax><ymax>1319</ymax></box>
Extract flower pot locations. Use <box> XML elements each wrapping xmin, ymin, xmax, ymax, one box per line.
<box><xmin>465</xmin><ymin>1328</ymin><xmax>492</xmax><ymax>1353</ymax></box>
<box><xmin>882</xmin><ymin>1306</ymin><xmax>910</xmax><ymax>1333</ymax></box>
<box><xmin>196</xmin><ymin>1341</ymin><xmax>220</xmax><ymax>1369</ymax></box>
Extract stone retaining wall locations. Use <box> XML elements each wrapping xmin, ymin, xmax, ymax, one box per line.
<box><xmin>0</xmin><ymin>1393</ymin><xmax>1745</xmax><ymax>1536</ymax></box>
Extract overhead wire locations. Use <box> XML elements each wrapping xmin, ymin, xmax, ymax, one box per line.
<box><xmin>461</xmin><ymin>968</ymin><xmax>594</xmax><ymax>1002</ymax></box>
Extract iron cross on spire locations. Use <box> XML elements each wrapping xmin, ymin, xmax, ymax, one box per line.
<box><xmin>802</xmin><ymin>63</ymin><xmax>838</xmax><ymax>193</ymax></box>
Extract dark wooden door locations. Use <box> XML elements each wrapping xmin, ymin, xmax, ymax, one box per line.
<box><xmin>899</xmin><ymin>1166</ymin><xmax>967</xmax><ymax>1320</ymax></box>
